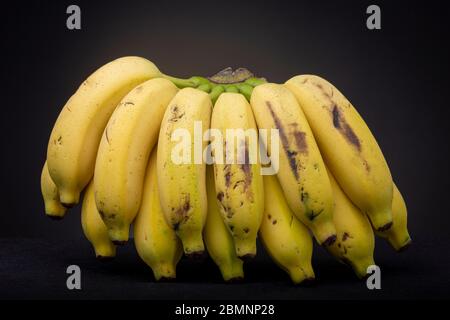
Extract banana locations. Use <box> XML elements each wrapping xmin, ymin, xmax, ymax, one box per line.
<box><xmin>250</xmin><ymin>83</ymin><xmax>336</xmax><ymax>246</ymax></box>
<box><xmin>81</xmin><ymin>181</ymin><xmax>116</xmax><ymax>260</ymax></box>
<box><xmin>47</xmin><ymin>56</ymin><xmax>160</xmax><ymax>207</ymax></box>
<box><xmin>376</xmin><ymin>183</ymin><xmax>411</xmax><ymax>251</ymax></box>
<box><xmin>204</xmin><ymin>165</ymin><xmax>244</xmax><ymax>281</ymax></box>
<box><xmin>157</xmin><ymin>88</ymin><xmax>212</xmax><ymax>257</ymax></box>
<box><xmin>134</xmin><ymin>149</ymin><xmax>183</xmax><ymax>281</ymax></box>
<box><xmin>40</xmin><ymin>161</ymin><xmax>67</xmax><ymax>219</ymax></box>
<box><xmin>211</xmin><ymin>92</ymin><xmax>264</xmax><ymax>258</ymax></box>
<box><xmin>94</xmin><ymin>78</ymin><xmax>177</xmax><ymax>244</ymax></box>
<box><xmin>259</xmin><ymin>175</ymin><xmax>315</xmax><ymax>284</ymax></box>
<box><xmin>326</xmin><ymin>169</ymin><xmax>375</xmax><ymax>279</ymax></box>
<box><xmin>285</xmin><ymin>75</ymin><xmax>393</xmax><ymax>231</ymax></box>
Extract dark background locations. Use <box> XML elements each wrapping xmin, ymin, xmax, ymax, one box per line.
<box><xmin>1</xmin><ymin>0</ymin><xmax>449</xmax><ymax>299</ymax></box>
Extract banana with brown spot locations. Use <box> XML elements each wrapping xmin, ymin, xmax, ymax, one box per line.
<box><xmin>211</xmin><ymin>93</ymin><xmax>264</xmax><ymax>259</ymax></box>
<box><xmin>285</xmin><ymin>75</ymin><xmax>393</xmax><ymax>231</ymax></box>
<box><xmin>47</xmin><ymin>57</ymin><xmax>161</xmax><ymax>207</ymax></box>
<box><xmin>204</xmin><ymin>165</ymin><xmax>244</xmax><ymax>281</ymax></box>
<box><xmin>326</xmin><ymin>169</ymin><xmax>375</xmax><ymax>279</ymax></box>
<box><xmin>259</xmin><ymin>174</ymin><xmax>315</xmax><ymax>284</ymax></box>
<box><xmin>157</xmin><ymin>88</ymin><xmax>212</xmax><ymax>257</ymax></box>
<box><xmin>250</xmin><ymin>83</ymin><xmax>336</xmax><ymax>246</ymax></box>
<box><xmin>134</xmin><ymin>149</ymin><xmax>183</xmax><ymax>281</ymax></box>
<box><xmin>94</xmin><ymin>78</ymin><xmax>178</xmax><ymax>244</ymax></box>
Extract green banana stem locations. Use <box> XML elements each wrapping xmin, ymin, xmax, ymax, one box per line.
<box><xmin>160</xmin><ymin>74</ymin><xmax>197</xmax><ymax>88</ymax></box>
<box><xmin>225</xmin><ymin>85</ymin><xmax>239</xmax><ymax>93</ymax></box>
<box><xmin>237</xmin><ymin>83</ymin><xmax>254</xmax><ymax>101</ymax></box>
<box><xmin>197</xmin><ymin>83</ymin><xmax>212</xmax><ymax>93</ymax></box>
<box><xmin>245</xmin><ymin>77</ymin><xmax>267</xmax><ymax>87</ymax></box>
<box><xmin>162</xmin><ymin>68</ymin><xmax>267</xmax><ymax>102</ymax></box>
<box><xmin>209</xmin><ymin>85</ymin><xmax>225</xmax><ymax>104</ymax></box>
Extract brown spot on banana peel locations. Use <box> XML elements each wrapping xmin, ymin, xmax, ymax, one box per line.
<box><xmin>293</xmin><ymin>131</ymin><xmax>308</xmax><ymax>154</ymax></box>
<box><xmin>233</xmin><ymin>180</ymin><xmax>245</xmax><ymax>190</ymax></box>
<box><xmin>289</xmin><ymin>123</ymin><xmax>308</xmax><ymax>154</ymax></box>
<box><xmin>217</xmin><ymin>191</ymin><xmax>224</xmax><ymax>202</ymax></box>
<box><xmin>173</xmin><ymin>195</ymin><xmax>191</xmax><ymax>227</ymax></box>
<box><xmin>224</xmin><ymin>164</ymin><xmax>232</xmax><ymax>188</ymax></box>
<box><xmin>169</xmin><ymin>105</ymin><xmax>185</xmax><ymax>122</ymax></box>
<box><xmin>266</xmin><ymin>101</ymin><xmax>300</xmax><ymax>180</ymax></box>
<box><xmin>306</xmin><ymin>208</ymin><xmax>323</xmax><ymax>221</ymax></box>
<box><xmin>105</xmin><ymin>127</ymin><xmax>110</xmax><ymax>145</ymax></box>
<box><xmin>332</xmin><ymin>105</ymin><xmax>361</xmax><ymax>151</ymax></box>
<box><xmin>342</xmin><ymin>232</ymin><xmax>354</xmax><ymax>241</ymax></box>
<box><xmin>240</xmin><ymin>141</ymin><xmax>254</xmax><ymax>201</ymax></box>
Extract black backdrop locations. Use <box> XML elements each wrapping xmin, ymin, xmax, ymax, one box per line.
<box><xmin>1</xmin><ymin>0</ymin><xmax>449</xmax><ymax>299</ymax></box>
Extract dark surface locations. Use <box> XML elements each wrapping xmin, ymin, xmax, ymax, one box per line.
<box><xmin>1</xmin><ymin>0</ymin><xmax>450</xmax><ymax>300</ymax></box>
<box><xmin>1</xmin><ymin>235</ymin><xmax>448</xmax><ymax>300</ymax></box>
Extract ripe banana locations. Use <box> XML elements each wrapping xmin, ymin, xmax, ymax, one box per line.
<box><xmin>157</xmin><ymin>88</ymin><xmax>212</xmax><ymax>257</ymax></box>
<box><xmin>134</xmin><ymin>149</ymin><xmax>183</xmax><ymax>281</ymax></box>
<box><xmin>81</xmin><ymin>181</ymin><xmax>116</xmax><ymax>260</ymax></box>
<box><xmin>259</xmin><ymin>175</ymin><xmax>315</xmax><ymax>284</ymax></box>
<box><xmin>40</xmin><ymin>161</ymin><xmax>67</xmax><ymax>219</ymax></box>
<box><xmin>285</xmin><ymin>75</ymin><xmax>393</xmax><ymax>231</ymax></box>
<box><xmin>94</xmin><ymin>78</ymin><xmax>177</xmax><ymax>244</ymax></box>
<box><xmin>376</xmin><ymin>183</ymin><xmax>411</xmax><ymax>251</ymax></box>
<box><xmin>211</xmin><ymin>92</ymin><xmax>264</xmax><ymax>258</ymax></box>
<box><xmin>250</xmin><ymin>83</ymin><xmax>336</xmax><ymax>246</ymax></box>
<box><xmin>326</xmin><ymin>169</ymin><xmax>375</xmax><ymax>279</ymax></box>
<box><xmin>47</xmin><ymin>56</ymin><xmax>160</xmax><ymax>207</ymax></box>
<box><xmin>204</xmin><ymin>165</ymin><xmax>244</xmax><ymax>281</ymax></box>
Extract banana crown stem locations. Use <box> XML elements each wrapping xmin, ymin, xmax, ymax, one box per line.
<box><xmin>161</xmin><ymin>67</ymin><xmax>267</xmax><ymax>103</ymax></box>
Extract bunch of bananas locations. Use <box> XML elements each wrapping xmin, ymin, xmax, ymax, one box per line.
<box><xmin>41</xmin><ymin>56</ymin><xmax>411</xmax><ymax>283</ymax></box>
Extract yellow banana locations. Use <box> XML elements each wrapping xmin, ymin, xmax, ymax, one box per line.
<box><xmin>259</xmin><ymin>175</ymin><xmax>315</xmax><ymax>284</ymax></box>
<box><xmin>211</xmin><ymin>92</ymin><xmax>264</xmax><ymax>258</ymax></box>
<box><xmin>81</xmin><ymin>181</ymin><xmax>116</xmax><ymax>260</ymax></box>
<box><xmin>326</xmin><ymin>170</ymin><xmax>375</xmax><ymax>279</ymax></box>
<box><xmin>40</xmin><ymin>161</ymin><xmax>66</xmax><ymax>219</ymax></box>
<box><xmin>134</xmin><ymin>149</ymin><xmax>183</xmax><ymax>281</ymax></box>
<box><xmin>285</xmin><ymin>75</ymin><xmax>393</xmax><ymax>231</ymax></box>
<box><xmin>376</xmin><ymin>183</ymin><xmax>411</xmax><ymax>251</ymax></box>
<box><xmin>250</xmin><ymin>83</ymin><xmax>336</xmax><ymax>246</ymax></box>
<box><xmin>204</xmin><ymin>165</ymin><xmax>244</xmax><ymax>281</ymax></box>
<box><xmin>157</xmin><ymin>88</ymin><xmax>212</xmax><ymax>257</ymax></box>
<box><xmin>94</xmin><ymin>78</ymin><xmax>177</xmax><ymax>244</ymax></box>
<box><xmin>47</xmin><ymin>56</ymin><xmax>160</xmax><ymax>207</ymax></box>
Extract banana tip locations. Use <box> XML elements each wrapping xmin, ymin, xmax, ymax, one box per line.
<box><xmin>396</xmin><ymin>238</ymin><xmax>412</xmax><ymax>253</ymax></box>
<box><xmin>185</xmin><ymin>251</ymin><xmax>206</xmax><ymax>260</ymax></box>
<box><xmin>299</xmin><ymin>277</ymin><xmax>316</xmax><ymax>286</ymax></box>
<box><xmin>377</xmin><ymin>221</ymin><xmax>393</xmax><ymax>232</ymax></box>
<box><xmin>239</xmin><ymin>253</ymin><xmax>256</xmax><ymax>262</ymax></box>
<box><xmin>112</xmin><ymin>240</ymin><xmax>128</xmax><ymax>246</ymax></box>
